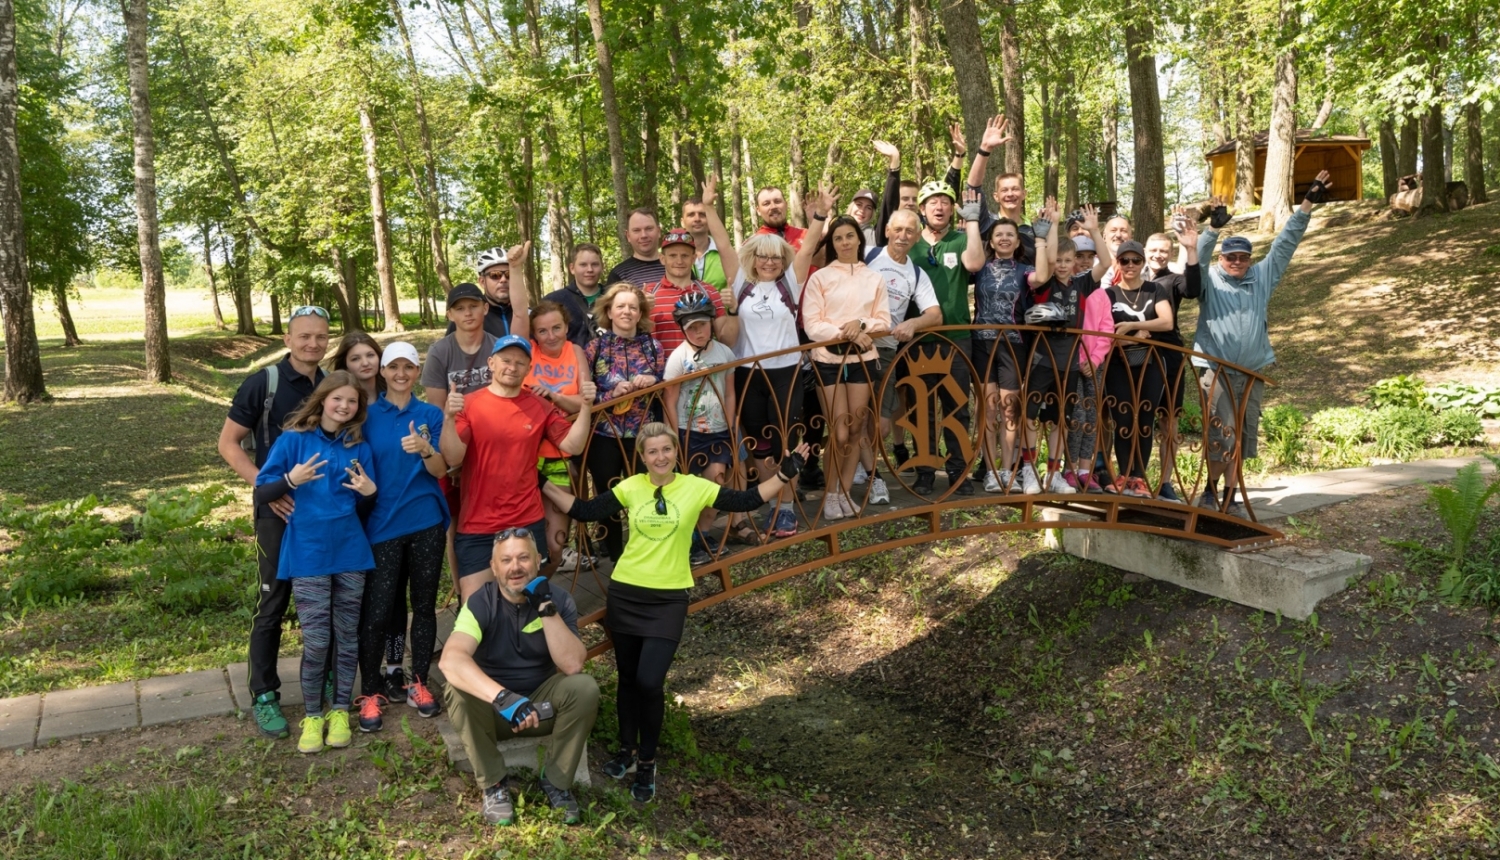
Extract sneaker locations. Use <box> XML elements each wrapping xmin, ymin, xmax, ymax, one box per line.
<box><xmin>822</xmin><ymin>492</ymin><xmax>848</xmax><ymax>521</ymax></box>
<box><xmin>1018</xmin><ymin>464</ymin><xmax>1042</xmax><ymax>495</ymax></box>
<box><xmin>298</xmin><ymin>715</ymin><xmax>325</xmax><ymax>754</ymax></box>
<box><xmin>1047</xmin><ymin>471</ymin><xmax>1077</xmax><ymax>494</ymax></box>
<box><xmin>1158</xmin><ymin>482</ymin><xmax>1181</xmax><ymax>502</ymax></box>
<box><xmin>251</xmin><ymin>691</ymin><xmax>289</xmax><ymax>739</ymax></box>
<box><xmin>869</xmin><ymin>476</ymin><xmax>890</xmax><ymax>504</ymax></box>
<box><xmin>853</xmin><ymin>463</ymin><xmax>868</xmax><ymax>485</ymax></box>
<box><xmin>1196</xmin><ymin>489</ymin><xmax>1219</xmax><ymax>510</ymax></box>
<box><xmin>539</xmin><ymin>771</ymin><xmax>582</xmax><ymax>824</ymax></box>
<box><xmin>383</xmin><ymin>667</ymin><xmax>407</xmax><ymax>705</ymax></box>
<box><xmin>983</xmin><ymin>470</ymin><xmax>1003</xmax><ymax>494</ymax></box>
<box><xmin>1123</xmin><ymin>477</ymin><xmax>1152</xmax><ymax>498</ymax></box>
<box><xmin>355</xmin><ymin>694</ymin><xmax>387</xmax><ymax>733</ymax></box>
<box><xmin>1078</xmin><ymin>471</ymin><xmax>1104</xmax><ymax>494</ymax></box>
<box><xmin>1105</xmin><ymin>475</ymin><xmax>1129</xmax><ymax>495</ymax></box>
<box><xmin>951</xmin><ymin>476</ymin><xmax>975</xmax><ymax>496</ymax></box>
<box><xmin>556</xmin><ymin>547</ymin><xmax>597</xmax><ymax>573</ymax></box>
<box><xmin>603</xmin><ymin>749</ymin><xmax>638</xmax><ymax>780</ymax></box>
<box><xmin>772</xmin><ymin>508</ymin><xmax>799</xmax><ymax>538</ymax></box>
<box><xmin>913</xmin><ymin>472</ymin><xmax>936</xmax><ymax>495</ymax></box>
<box><xmin>690</xmin><ymin>546</ymin><xmax>712</xmax><ymax>566</ymax></box>
<box><xmin>1063</xmin><ymin>471</ymin><xmax>1082</xmax><ymax>492</ymax></box>
<box><xmin>325</xmin><ymin>709</ymin><xmax>352</xmax><ymax>748</ymax></box>
<box><xmin>1227</xmin><ymin>501</ymin><xmax>1247</xmax><ymax>518</ymax></box>
<box><xmin>482</xmin><ymin>780</ymin><xmax>514</xmax><ymax>826</ymax></box>
<box><xmin>630</xmin><ymin>760</ymin><xmax>657</xmax><ymax>803</ymax></box>
<box><xmin>406</xmin><ymin>677</ymin><xmax>440</xmax><ymax>718</ymax></box>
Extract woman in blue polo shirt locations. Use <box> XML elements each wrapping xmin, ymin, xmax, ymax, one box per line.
<box><xmin>353</xmin><ymin>342</ymin><xmax>450</xmax><ymax>732</ymax></box>
<box><xmin>255</xmin><ymin>370</ymin><xmax>379</xmax><ymax>754</ymax></box>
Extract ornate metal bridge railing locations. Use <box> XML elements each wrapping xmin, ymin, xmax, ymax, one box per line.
<box><xmin>546</xmin><ymin>325</ymin><xmax>1280</xmax><ymax>652</ymax></box>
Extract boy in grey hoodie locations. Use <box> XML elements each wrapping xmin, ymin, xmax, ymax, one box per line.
<box><xmin>1193</xmin><ymin>169</ymin><xmax>1332</xmax><ymax>513</ymax></box>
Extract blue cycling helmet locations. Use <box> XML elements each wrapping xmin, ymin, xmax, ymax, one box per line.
<box><xmin>672</xmin><ymin>291</ymin><xmax>717</xmax><ymax>329</ymax></box>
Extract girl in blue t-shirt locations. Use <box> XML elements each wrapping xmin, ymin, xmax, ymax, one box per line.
<box><xmin>255</xmin><ymin>370</ymin><xmax>379</xmax><ymax>754</ymax></box>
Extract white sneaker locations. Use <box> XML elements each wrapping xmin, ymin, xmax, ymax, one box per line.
<box><xmin>869</xmin><ymin>477</ymin><xmax>890</xmax><ymax>504</ymax></box>
<box><xmin>1019</xmin><ymin>464</ymin><xmax>1042</xmax><ymax>495</ymax></box>
<box><xmin>853</xmin><ymin>463</ymin><xmax>868</xmax><ymax>485</ymax></box>
<box><xmin>984</xmin><ymin>470</ymin><xmax>1002</xmax><ymax>493</ymax></box>
<box><xmin>822</xmin><ymin>492</ymin><xmax>848</xmax><ymax>521</ymax></box>
<box><xmin>555</xmin><ymin>548</ymin><xmax>596</xmax><ymax>572</ymax></box>
<box><xmin>1047</xmin><ymin>471</ymin><xmax>1077</xmax><ymax>494</ymax></box>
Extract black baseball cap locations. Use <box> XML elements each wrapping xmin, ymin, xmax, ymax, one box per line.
<box><xmin>446</xmin><ymin>282</ymin><xmax>485</xmax><ymax>308</ymax></box>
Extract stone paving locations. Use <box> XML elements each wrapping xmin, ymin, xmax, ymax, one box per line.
<box><xmin>0</xmin><ymin>455</ymin><xmax>1488</xmax><ymax>750</ymax></box>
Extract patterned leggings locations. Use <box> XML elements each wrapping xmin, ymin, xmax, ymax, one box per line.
<box><xmin>360</xmin><ymin>524</ymin><xmax>446</xmax><ymax>696</ymax></box>
<box><xmin>1068</xmin><ymin>371</ymin><xmax>1099</xmax><ymax>467</ymax></box>
<box><xmin>292</xmin><ymin>572</ymin><xmax>365</xmax><ymax>715</ymax></box>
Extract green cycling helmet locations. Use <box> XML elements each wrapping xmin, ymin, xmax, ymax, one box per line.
<box><xmin>917</xmin><ymin>180</ymin><xmax>956</xmax><ymax>206</ymax></box>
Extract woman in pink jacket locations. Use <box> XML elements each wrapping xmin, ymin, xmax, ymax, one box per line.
<box><xmin>802</xmin><ymin>202</ymin><xmax>892</xmax><ymax>521</ymax></box>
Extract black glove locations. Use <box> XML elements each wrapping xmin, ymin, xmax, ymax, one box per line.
<box><xmin>522</xmin><ymin>576</ymin><xmax>552</xmax><ymax>612</ymax></box>
<box><xmin>777</xmin><ymin>451</ymin><xmax>805</xmax><ymax>481</ymax></box>
<box><xmin>1032</xmin><ymin>217</ymin><xmax>1052</xmax><ymax>240</ymax></box>
<box><xmin>1209</xmin><ymin>205</ymin><xmax>1231</xmax><ymax>229</ymax></box>
<box><xmin>1304</xmin><ymin>179</ymin><xmax>1329</xmax><ymax>205</ymax></box>
<box><xmin>492</xmin><ymin>688</ymin><xmax>536</xmax><ymax>728</ymax></box>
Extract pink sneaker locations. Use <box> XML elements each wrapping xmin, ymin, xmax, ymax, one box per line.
<box><xmin>1078</xmin><ymin>471</ymin><xmax>1103</xmax><ymax>493</ymax></box>
<box><xmin>1063</xmin><ymin>471</ymin><xmax>1082</xmax><ymax>492</ymax></box>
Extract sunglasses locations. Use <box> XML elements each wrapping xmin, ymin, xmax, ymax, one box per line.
<box><xmin>1117</xmin><ymin>257</ymin><xmax>1145</xmax><ymax>266</ymax></box>
<box><xmin>492</xmin><ymin>527</ymin><xmax>536</xmax><ymax>545</ymax></box>
<box><xmin>483</xmin><ymin>270</ymin><xmax>509</xmax><ymax>280</ymax></box>
<box><xmin>290</xmin><ymin>305</ymin><xmax>329</xmax><ymax>320</ymax></box>
<box><xmin>1221</xmin><ymin>253</ymin><xmax>1251</xmax><ymax>263</ymax></box>
<box><xmin>653</xmin><ymin>486</ymin><xmax>667</xmax><ymax>516</ymax></box>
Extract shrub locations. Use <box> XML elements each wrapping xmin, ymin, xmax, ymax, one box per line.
<box><xmin>1371</xmin><ymin>406</ymin><xmax>1433</xmax><ymax>459</ymax></box>
<box><xmin>1259</xmin><ymin>404</ymin><xmax>1308</xmax><ymax>468</ymax></box>
<box><xmin>1178</xmin><ymin>395</ymin><xmax>1203</xmax><ymax>435</ymax></box>
<box><xmin>1429</xmin><ymin>455</ymin><xmax>1500</xmax><ymax>605</ymax></box>
<box><xmin>128</xmin><ymin>486</ymin><xmax>253</xmax><ymax>614</ymax></box>
<box><xmin>0</xmin><ymin>495</ymin><xmax>119</xmax><ymax>606</ymax></box>
<box><xmin>1309</xmin><ymin>406</ymin><xmax>1376</xmax><ymax>444</ymax></box>
<box><xmin>1426</xmin><ymin>381</ymin><xmax>1500</xmax><ymax>419</ymax></box>
<box><xmin>1365</xmin><ymin>374</ymin><xmax>1427</xmax><ymax>410</ymax></box>
<box><xmin>1432</xmin><ymin>409</ymin><xmax>1485</xmax><ymax>446</ymax></box>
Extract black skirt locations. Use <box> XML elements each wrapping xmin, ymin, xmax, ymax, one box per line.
<box><xmin>605</xmin><ymin>579</ymin><xmax>690</xmax><ymax>642</ymax></box>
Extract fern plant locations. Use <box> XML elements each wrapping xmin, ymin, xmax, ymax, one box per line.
<box><xmin>1431</xmin><ymin>454</ymin><xmax>1500</xmax><ymax>600</ymax></box>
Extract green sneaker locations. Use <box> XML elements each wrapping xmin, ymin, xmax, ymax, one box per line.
<box><xmin>298</xmin><ymin>715</ymin><xmax>326</xmax><ymax>754</ymax></box>
<box><xmin>325</xmin><ymin>709</ymin><xmax>352</xmax><ymax>748</ymax></box>
<box><xmin>252</xmin><ymin>691</ymin><xmax>289</xmax><ymax>739</ymax></box>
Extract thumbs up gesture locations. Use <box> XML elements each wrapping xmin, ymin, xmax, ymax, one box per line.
<box><xmin>401</xmin><ymin>420</ymin><xmax>436</xmax><ymax>458</ymax></box>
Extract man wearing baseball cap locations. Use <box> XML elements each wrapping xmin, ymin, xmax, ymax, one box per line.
<box><xmin>1193</xmin><ymin>169</ymin><xmax>1334</xmax><ymax>515</ymax></box>
<box><xmin>441</xmin><ymin>333</ymin><xmax>598</xmax><ymax>603</ymax></box>
<box><xmin>450</xmin><ymin>242</ymin><xmax>530</xmax><ymax>340</ymax></box>
<box><xmin>642</xmin><ymin>228</ymin><xmax>731</xmax><ymax>354</ymax></box>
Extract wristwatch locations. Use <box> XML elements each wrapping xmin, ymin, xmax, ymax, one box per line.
<box><xmin>538</xmin><ymin>601</ymin><xmax>558</xmax><ymax>618</ymax></box>
<box><xmin>859</xmin><ymin>320</ymin><xmax>867</xmax><ymax>331</ymax></box>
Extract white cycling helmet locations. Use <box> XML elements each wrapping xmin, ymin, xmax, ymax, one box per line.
<box><xmin>475</xmin><ymin>246</ymin><xmax>509</xmax><ymax>275</ymax></box>
<box><xmin>1024</xmin><ymin>302</ymin><xmax>1068</xmax><ymax>326</ymax></box>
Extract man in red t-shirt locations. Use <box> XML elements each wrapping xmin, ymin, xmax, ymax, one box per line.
<box><xmin>442</xmin><ymin>334</ymin><xmax>597</xmax><ymax>601</ymax></box>
<box><xmin>753</xmin><ymin>186</ymin><xmax>807</xmax><ymax>250</ymax></box>
<box><xmin>643</xmin><ymin>229</ymin><xmax>729</xmax><ymax>354</ymax></box>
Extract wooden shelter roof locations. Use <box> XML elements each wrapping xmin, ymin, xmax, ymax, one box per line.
<box><xmin>1205</xmin><ymin>129</ymin><xmax>1372</xmax><ymax>158</ymax></box>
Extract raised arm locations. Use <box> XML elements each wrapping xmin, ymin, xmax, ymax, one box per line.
<box><xmin>794</xmin><ymin>181</ymin><xmax>836</xmax><ymax>284</ymax></box>
<box><xmin>1082</xmin><ymin>204</ymin><xmax>1112</xmax><ymax>282</ymax></box>
<box><xmin>701</xmin><ymin>175</ymin><xmax>738</xmax><ymax>287</ymax></box>
<box><xmin>556</xmin><ymin>379</ymin><xmax>598</xmax><ymax>456</ymax></box>
<box><xmin>508</xmin><ymin>241</ymin><xmax>532</xmax><ymax>339</ymax></box>
<box><xmin>943</xmin><ymin>121</ymin><xmax>966</xmax><ymax>190</ymax></box>
<box><xmin>873</xmin><ymin>140</ymin><xmax>901</xmax><ymax>246</ymax></box>
<box><xmin>1199</xmin><ymin>195</ymin><xmax>1229</xmax><ymax>260</ymax></box>
<box><xmin>966</xmin><ymin>115</ymin><xmax>1012</xmax><ymax>190</ymax></box>
<box><xmin>960</xmin><ymin>189</ymin><xmax>986</xmax><ymax>273</ymax></box>
<box><xmin>1032</xmin><ymin>197</ymin><xmax>1056</xmax><ymax>284</ymax></box>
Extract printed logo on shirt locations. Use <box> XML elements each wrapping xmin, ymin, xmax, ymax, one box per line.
<box><xmin>448</xmin><ymin>366</ymin><xmax>492</xmax><ymax>394</ymax></box>
<box><xmin>416</xmin><ymin>423</ymin><xmax>432</xmax><ymax>441</ymax></box>
<box><xmin>530</xmin><ymin>361</ymin><xmax>578</xmax><ymax>393</ymax></box>
<box><xmin>631</xmin><ymin>496</ymin><xmax>681</xmax><ymax>542</ymax></box>
<box><xmin>522</xmin><ymin>617</ymin><xmax>544</xmax><ymax>633</ymax></box>
<box><xmin>943</xmin><ymin>252</ymin><xmax>958</xmax><ymax>269</ymax></box>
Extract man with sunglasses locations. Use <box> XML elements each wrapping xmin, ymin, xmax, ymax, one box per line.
<box><xmin>217</xmin><ymin>304</ymin><xmax>331</xmax><ymax>739</ymax></box>
<box><xmin>1194</xmin><ymin>170</ymin><xmax>1333</xmax><ymax>515</ymax></box>
<box><xmin>450</xmin><ymin>246</ymin><xmax>531</xmax><ymax>340</ymax></box>
<box><xmin>439</xmin><ymin>529</ymin><xmax>597</xmax><ymax>826</ymax></box>
<box><xmin>442</xmin><ymin>334</ymin><xmax>598</xmax><ymax>604</ymax></box>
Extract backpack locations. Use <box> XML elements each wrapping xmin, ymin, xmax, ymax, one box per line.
<box><xmin>240</xmin><ymin>365</ymin><xmax>280</xmax><ymax>454</ymax></box>
<box><xmin>737</xmin><ymin>274</ymin><xmax>808</xmax><ymax>344</ymax></box>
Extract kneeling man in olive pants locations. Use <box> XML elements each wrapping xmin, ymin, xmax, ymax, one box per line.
<box><xmin>439</xmin><ymin>530</ymin><xmax>599</xmax><ymax>825</ymax></box>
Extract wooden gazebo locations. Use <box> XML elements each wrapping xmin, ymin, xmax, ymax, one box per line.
<box><xmin>1206</xmin><ymin>130</ymin><xmax>1370</xmax><ymax>204</ymax></box>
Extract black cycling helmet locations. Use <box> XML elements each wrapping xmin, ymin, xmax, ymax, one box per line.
<box><xmin>672</xmin><ymin>290</ymin><xmax>716</xmax><ymax>329</ymax></box>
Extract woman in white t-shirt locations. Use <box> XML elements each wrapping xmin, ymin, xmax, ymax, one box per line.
<box><xmin>724</xmin><ymin>231</ymin><xmax>820</xmax><ymax>538</ymax></box>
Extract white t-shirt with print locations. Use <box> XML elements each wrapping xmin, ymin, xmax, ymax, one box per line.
<box><xmin>729</xmin><ymin>270</ymin><xmax>802</xmax><ymax>370</ymax></box>
<box><xmin>663</xmin><ymin>339</ymin><xmax>737</xmax><ymax>434</ymax></box>
<box><xmin>865</xmin><ymin>249</ymin><xmax>939</xmax><ymax>350</ymax></box>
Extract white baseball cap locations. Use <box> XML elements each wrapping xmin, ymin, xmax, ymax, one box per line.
<box><xmin>380</xmin><ymin>341</ymin><xmax>422</xmax><ymax>368</ymax></box>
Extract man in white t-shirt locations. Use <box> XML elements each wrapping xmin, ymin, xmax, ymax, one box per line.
<box><xmin>864</xmin><ymin>209</ymin><xmax>942</xmax><ymax>475</ymax></box>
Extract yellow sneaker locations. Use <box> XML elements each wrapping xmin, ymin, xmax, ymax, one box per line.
<box><xmin>325</xmin><ymin>709</ymin><xmax>352</xmax><ymax>748</ymax></box>
<box><xmin>298</xmin><ymin>715</ymin><xmax>325</xmax><ymax>754</ymax></box>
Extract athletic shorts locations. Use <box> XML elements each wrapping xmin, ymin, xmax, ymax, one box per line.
<box><xmin>1025</xmin><ymin>363</ymin><xmax>1076</xmax><ymax>424</ymax></box>
<box><xmin>680</xmin><ymin>429</ymin><xmax>734</xmax><ymax>473</ymax></box>
<box><xmin>876</xmin><ymin>346</ymin><xmax>905</xmax><ymax>419</ymax></box>
<box><xmin>970</xmin><ymin>337</ymin><xmax>1024</xmax><ymax>389</ymax></box>
<box><xmin>455</xmin><ymin>520</ymin><xmax>549</xmax><ymax>577</ymax></box>
<box><xmin>735</xmin><ymin>365</ymin><xmax>803</xmax><ymax>458</ymax></box>
<box><xmin>537</xmin><ymin>457</ymin><xmax>570</xmax><ymax>487</ymax></box>
<box><xmin>813</xmin><ymin>358</ymin><xmax>881</xmax><ymax>387</ymax></box>
<box><xmin>1201</xmin><ymin>365</ymin><xmax>1265</xmax><ymax>462</ymax></box>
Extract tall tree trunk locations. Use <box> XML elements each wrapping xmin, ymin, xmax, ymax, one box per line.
<box><xmin>1398</xmin><ymin>115</ymin><xmax>1419</xmax><ymax>177</ymax></box>
<box><xmin>47</xmin><ymin>286</ymin><xmax>79</xmax><ymax>345</ymax></box>
<box><xmin>729</xmin><ymin>105</ymin><xmax>745</xmax><ymax>244</ymax></box>
<box><xmin>1379</xmin><ymin>119</ymin><xmax>1400</xmax><ymax>199</ymax></box>
<box><xmin>1124</xmin><ymin>10</ymin><xmax>1165</xmax><ymax>236</ymax></box>
<box><xmin>787</xmin><ymin>129</ymin><xmax>805</xmax><ymax>228</ymax></box>
<box><xmin>226</xmin><ymin>230</ymin><xmax>255</xmax><ymax>335</ymax></box>
<box><xmin>359</xmin><ymin>102</ymin><xmax>401</xmax><ymax>332</ymax></box>
<box><xmin>1234</xmin><ymin>83</ymin><xmax>1257</xmax><ymax>210</ymax></box>
<box><xmin>331</xmin><ymin>246</ymin><xmax>359</xmax><ymax>332</ymax></box>
<box><xmin>907</xmin><ymin>0</ymin><xmax>934</xmax><ymax>180</ymax></box>
<box><xmin>1466</xmin><ymin>101</ymin><xmax>1488</xmax><ymax>203</ymax></box>
<box><xmin>387</xmin><ymin>0</ymin><xmax>452</xmax><ymax>294</ymax></box>
<box><xmin>1041</xmin><ymin>77</ymin><xmax>1058</xmax><ymax>199</ymax></box>
<box><xmin>1443</xmin><ymin>120</ymin><xmax>1454</xmax><ymax>183</ymax></box>
<box><xmin>936</xmin><ymin>0</ymin><xmax>1001</xmax><ymax>191</ymax></box>
<box><xmin>641</xmin><ymin>102</ymin><xmax>660</xmax><ymax>212</ymax></box>
<box><xmin>742</xmin><ymin>136</ymin><xmax>755</xmax><ymax>210</ymax></box>
<box><xmin>123</xmin><ymin>0</ymin><xmax>169</xmax><ymax>383</ymax></box>
<box><xmin>1102</xmin><ymin>97</ymin><xmax>1118</xmax><ymax>203</ymax></box>
<box><xmin>269</xmin><ymin>292</ymin><xmax>282</xmax><ymax>336</ymax></box>
<box><xmin>202</xmin><ymin>222</ymin><xmax>226</xmax><ymax>330</ymax></box>
<box><xmin>583</xmin><ymin>0</ymin><xmax>628</xmax><ymax>250</ymax></box>
<box><xmin>1309</xmin><ymin>47</ymin><xmax>1335</xmax><ymax>131</ymax></box>
<box><xmin>1063</xmin><ymin>70</ymin><xmax>1078</xmax><ymax>212</ymax></box>
<box><xmin>0</xmin><ymin>0</ymin><xmax>44</xmax><ymax>402</ymax></box>
<box><xmin>1419</xmin><ymin>100</ymin><xmax>1449</xmax><ymax>216</ymax></box>
<box><xmin>1259</xmin><ymin>1</ymin><xmax>1298</xmax><ymax>231</ymax></box>
<box><xmin>999</xmin><ymin>2</ymin><xmax>1024</xmax><ymax>177</ymax></box>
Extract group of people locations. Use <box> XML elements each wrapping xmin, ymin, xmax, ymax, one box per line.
<box><xmin>217</xmin><ymin>115</ymin><xmax>1333</xmax><ymax>826</ymax></box>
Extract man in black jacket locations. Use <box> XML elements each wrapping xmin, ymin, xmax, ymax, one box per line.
<box><xmin>541</xmin><ymin>243</ymin><xmax>605</xmax><ymax>348</ymax></box>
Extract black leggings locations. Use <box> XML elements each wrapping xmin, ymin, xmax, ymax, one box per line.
<box><xmin>611</xmin><ymin>631</ymin><xmax>680</xmax><ymax>761</ymax></box>
<box><xmin>359</xmin><ymin>523</ymin><xmax>446</xmax><ymax>696</ymax></box>
<box><xmin>385</xmin><ymin>567</ymin><xmax>408</xmax><ymax>666</ymax></box>
<box><xmin>585</xmin><ymin>433</ymin><xmax>639</xmax><ymax>562</ymax></box>
<box><xmin>1105</xmin><ymin>356</ymin><xmax>1167</xmax><ymax>479</ymax></box>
